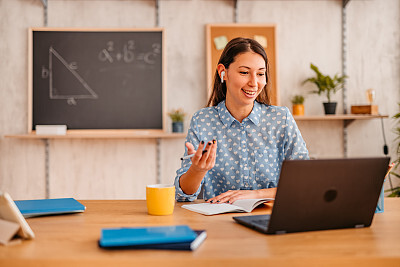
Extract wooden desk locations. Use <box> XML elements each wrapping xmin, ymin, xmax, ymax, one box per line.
<box><xmin>1</xmin><ymin>199</ymin><xmax>399</xmax><ymax>266</ymax></box>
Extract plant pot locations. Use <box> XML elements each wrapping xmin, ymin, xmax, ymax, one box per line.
<box><xmin>292</xmin><ymin>104</ymin><xmax>304</xmax><ymax>116</ymax></box>
<box><xmin>323</xmin><ymin>102</ymin><xmax>337</xmax><ymax>115</ymax></box>
<box><xmin>172</xmin><ymin>121</ymin><xmax>184</xmax><ymax>133</ymax></box>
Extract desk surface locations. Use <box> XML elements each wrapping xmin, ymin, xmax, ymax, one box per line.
<box><xmin>1</xmin><ymin>199</ymin><xmax>400</xmax><ymax>267</ymax></box>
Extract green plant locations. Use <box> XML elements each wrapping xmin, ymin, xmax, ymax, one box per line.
<box><xmin>291</xmin><ymin>95</ymin><xmax>305</xmax><ymax>105</ymax></box>
<box><xmin>387</xmin><ymin>103</ymin><xmax>400</xmax><ymax>197</ymax></box>
<box><xmin>168</xmin><ymin>108</ymin><xmax>186</xmax><ymax>122</ymax></box>
<box><xmin>303</xmin><ymin>63</ymin><xmax>347</xmax><ymax>103</ymax></box>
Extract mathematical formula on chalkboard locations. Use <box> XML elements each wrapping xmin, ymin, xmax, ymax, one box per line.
<box><xmin>30</xmin><ymin>29</ymin><xmax>164</xmax><ymax>130</ymax></box>
<box><xmin>98</xmin><ymin>40</ymin><xmax>161</xmax><ymax>65</ymax></box>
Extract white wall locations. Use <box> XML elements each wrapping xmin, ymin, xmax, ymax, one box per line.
<box><xmin>0</xmin><ymin>0</ymin><xmax>399</xmax><ymax>200</ymax></box>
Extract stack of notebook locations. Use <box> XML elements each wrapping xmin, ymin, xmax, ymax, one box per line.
<box><xmin>98</xmin><ymin>225</ymin><xmax>206</xmax><ymax>251</ymax></box>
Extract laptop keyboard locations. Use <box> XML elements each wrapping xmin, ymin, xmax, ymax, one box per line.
<box><xmin>251</xmin><ymin>214</ymin><xmax>271</xmax><ymax>227</ymax></box>
<box><xmin>233</xmin><ymin>214</ymin><xmax>271</xmax><ymax>233</ymax></box>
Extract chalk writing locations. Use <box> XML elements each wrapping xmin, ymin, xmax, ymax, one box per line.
<box><xmin>42</xmin><ymin>47</ymin><xmax>98</xmax><ymax>105</ymax></box>
<box><xmin>98</xmin><ymin>40</ymin><xmax>160</xmax><ymax>65</ymax></box>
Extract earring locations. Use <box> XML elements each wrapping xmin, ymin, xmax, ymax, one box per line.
<box><xmin>220</xmin><ymin>71</ymin><xmax>225</xmax><ymax>83</ymax></box>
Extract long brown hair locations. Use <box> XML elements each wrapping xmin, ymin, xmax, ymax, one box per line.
<box><xmin>207</xmin><ymin>37</ymin><xmax>271</xmax><ymax>107</ymax></box>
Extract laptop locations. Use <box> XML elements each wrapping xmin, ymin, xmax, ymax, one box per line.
<box><xmin>233</xmin><ymin>157</ymin><xmax>390</xmax><ymax>234</ymax></box>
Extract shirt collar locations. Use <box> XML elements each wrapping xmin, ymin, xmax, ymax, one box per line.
<box><xmin>216</xmin><ymin>100</ymin><xmax>261</xmax><ymax>127</ymax></box>
<box><xmin>247</xmin><ymin>101</ymin><xmax>261</xmax><ymax>126</ymax></box>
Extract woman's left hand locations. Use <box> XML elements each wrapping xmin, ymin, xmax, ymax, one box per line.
<box><xmin>206</xmin><ymin>188</ymin><xmax>276</xmax><ymax>204</ymax></box>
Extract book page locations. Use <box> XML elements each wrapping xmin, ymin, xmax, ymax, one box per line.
<box><xmin>232</xmin><ymin>198</ymin><xmax>273</xmax><ymax>213</ymax></box>
<box><xmin>181</xmin><ymin>203</ymin><xmax>244</xmax><ymax>215</ymax></box>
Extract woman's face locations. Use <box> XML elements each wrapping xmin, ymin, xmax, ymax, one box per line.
<box><xmin>225</xmin><ymin>51</ymin><xmax>266</xmax><ymax>109</ymax></box>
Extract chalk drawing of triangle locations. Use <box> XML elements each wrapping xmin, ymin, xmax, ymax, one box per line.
<box><xmin>49</xmin><ymin>47</ymin><xmax>98</xmax><ymax>100</ymax></box>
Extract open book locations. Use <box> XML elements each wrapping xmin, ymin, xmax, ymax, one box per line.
<box><xmin>181</xmin><ymin>198</ymin><xmax>274</xmax><ymax>216</ymax></box>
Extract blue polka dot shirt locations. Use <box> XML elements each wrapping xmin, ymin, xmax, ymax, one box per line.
<box><xmin>174</xmin><ymin>100</ymin><xmax>309</xmax><ymax>202</ymax></box>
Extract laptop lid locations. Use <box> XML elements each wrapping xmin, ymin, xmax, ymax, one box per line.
<box><xmin>264</xmin><ymin>157</ymin><xmax>390</xmax><ymax>234</ymax></box>
<box><xmin>233</xmin><ymin>157</ymin><xmax>390</xmax><ymax>234</ymax></box>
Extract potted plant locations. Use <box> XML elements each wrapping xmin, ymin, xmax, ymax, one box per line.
<box><xmin>387</xmin><ymin>103</ymin><xmax>400</xmax><ymax>197</ymax></box>
<box><xmin>168</xmin><ymin>108</ymin><xmax>186</xmax><ymax>133</ymax></box>
<box><xmin>291</xmin><ymin>95</ymin><xmax>305</xmax><ymax>116</ymax></box>
<box><xmin>303</xmin><ymin>63</ymin><xmax>347</xmax><ymax>115</ymax></box>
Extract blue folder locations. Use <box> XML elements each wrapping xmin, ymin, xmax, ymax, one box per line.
<box><xmin>14</xmin><ymin>198</ymin><xmax>86</xmax><ymax>218</ymax></box>
<box><xmin>99</xmin><ymin>225</ymin><xmax>198</xmax><ymax>248</ymax></box>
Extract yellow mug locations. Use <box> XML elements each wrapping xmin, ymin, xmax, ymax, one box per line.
<box><xmin>146</xmin><ymin>184</ymin><xmax>175</xmax><ymax>216</ymax></box>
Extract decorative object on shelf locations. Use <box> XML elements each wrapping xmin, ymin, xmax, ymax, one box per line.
<box><xmin>291</xmin><ymin>95</ymin><xmax>305</xmax><ymax>116</ymax></box>
<box><xmin>351</xmin><ymin>88</ymin><xmax>378</xmax><ymax>115</ymax></box>
<box><xmin>303</xmin><ymin>63</ymin><xmax>347</xmax><ymax>115</ymax></box>
<box><xmin>387</xmin><ymin>103</ymin><xmax>400</xmax><ymax>197</ymax></box>
<box><xmin>366</xmin><ymin>88</ymin><xmax>376</xmax><ymax>104</ymax></box>
<box><xmin>168</xmin><ymin>108</ymin><xmax>186</xmax><ymax>133</ymax></box>
<box><xmin>351</xmin><ymin>105</ymin><xmax>379</xmax><ymax>115</ymax></box>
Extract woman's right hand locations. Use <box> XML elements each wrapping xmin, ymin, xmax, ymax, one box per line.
<box><xmin>186</xmin><ymin>140</ymin><xmax>217</xmax><ymax>173</ymax></box>
<box><xmin>179</xmin><ymin>140</ymin><xmax>217</xmax><ymax>195</ymax></box>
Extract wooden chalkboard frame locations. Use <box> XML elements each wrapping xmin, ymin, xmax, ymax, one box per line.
<box><xmin>28</xmin><ymin>28</ymin><xmax>166</xmax><ymax>134</ymax></box>
<box><xmin>206</xmin><ymin>24</ymin><xmax>279</xmax><ymax>105</ymax></box>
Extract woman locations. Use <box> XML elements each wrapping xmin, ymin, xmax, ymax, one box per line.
<box><xmin>174</xmin><ymin>37</ymin><xmax>309</xmax><ymax>204</ymax></box>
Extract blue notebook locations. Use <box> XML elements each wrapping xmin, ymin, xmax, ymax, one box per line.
<box><xmin>99</xmin><ymin>225</ymin><xmax>198</xmax><ymax>248</ymax></box>
<box><xmin>14</xmin><ymin>198</ymin><xmax>86</xmax><ymax>218</ymax></box>
<box><xmin>99</xmin><ymin>230</ymin><xmax>207</xmax><ymax>251</ymax></box>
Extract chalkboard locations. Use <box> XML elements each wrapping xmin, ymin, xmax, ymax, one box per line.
<box><xmin>29</xmin><ymin>28</ymin><xmax>165</xmax><ymax>131</ymax></box>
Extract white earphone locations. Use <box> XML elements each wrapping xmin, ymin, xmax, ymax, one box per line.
<box><xmin>220</xmin><ymin>71</ymin><xmax>225</xmax><ymax>83</ymax></box>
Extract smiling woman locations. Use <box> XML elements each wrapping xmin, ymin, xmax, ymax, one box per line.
<box><xmin>217</xmin><ymin>51</ymin><xmax>267</xmax><ymax>122</ymax></box>
<box><xmin>208</xmin><ymin>37</ymin><xmax>271</xmax><ymax>109</ymax></box>
<box><xmin>174</xmin><ymin>37</ymin><xmax>309</xmax><ymax>204</ymax></box>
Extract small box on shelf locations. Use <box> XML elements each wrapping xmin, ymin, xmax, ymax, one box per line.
<box><xmin>351</xmin><ymin>105</ymin><xmax>378</xmax><ymax>115</ymax></box>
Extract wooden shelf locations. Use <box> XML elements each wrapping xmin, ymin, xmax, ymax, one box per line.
<box><xmin>293</xmin><ymin>114</ymin><xmax>388</xmax><ymax>121</ymax></box>
<box><xmin>293</xmin><ymin>114</ymin><xmax>389</xmax><ymax>127</ymax></box>
<box><xmin>5</xmin><ymin>114</ymin><xmax>389</xmax><ymax>139</ymax></box>
<box><xmin>4</xmin><ymin>130</ymin><xmax>186</xmax><ymax>139</ymax></box>
<box><xmin>294</xmin><ymin>114</ymin><xmax>388</xmax><ymax>121</ymax></box>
